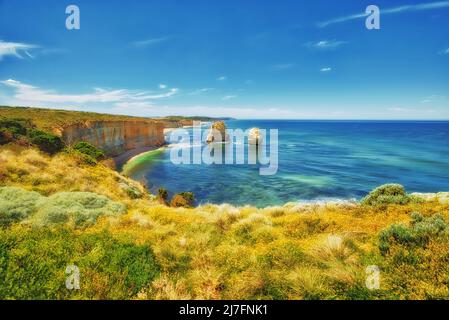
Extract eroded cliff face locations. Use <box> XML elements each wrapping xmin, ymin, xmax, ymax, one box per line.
<box><xmin>59</xmin><ymin>120</ymin><xmax>165</xmax><ymax>156</ymax></box>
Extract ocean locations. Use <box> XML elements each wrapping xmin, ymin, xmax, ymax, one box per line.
<box><xmin>123</xmin><ymin>120</ymin><xmax>449</xmax><ymax>207</ymax></box>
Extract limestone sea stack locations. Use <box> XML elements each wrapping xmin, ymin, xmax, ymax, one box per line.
<box><xmin>248</xmin><ymin>127</ymin><xmax>263</xmax><ymax>145</ymax></box>
<box><xmin>206</xmin><ymin>121</ymin><xmax>229</xmax><ymax>143</ymax></box>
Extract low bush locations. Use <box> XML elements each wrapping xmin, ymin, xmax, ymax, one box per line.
<box><xmin>28</xmin><ymin>129</ymin><xmax>64</xmax><ymax>154</ymax></box>
<box><xmin>0</xmin><ymin>128</ymin><xmax>14</xmax><ymax>144</ymax></box>
<box><xmin>0</xmin><ymin>187</ymin><xmax>126</xmax><ymax>228</ymax></box>
<box><xmin>72</xmin><ymin>141</ymin><xmax>105</xmax><ymax>161</ymax></box>
<box><xmin>379</xmin><ymin>212</ymin><xmax>448</xmax><ymax>254</ymax></box>
<box><xmin>158</xmin><ymin>187</ymin><xmax>168</xmax><ymax>201</ymax></box>
<box><xmin>170</xmin><ymin>192</ymin><xmax>195</xmax><ymax>208</ymax></box>
<box><xmin>119</xmin><ymin>182</ymin><xmax>143</xmax><ymax>199</ymax></box>
<box><xmin>0</xmin><ymin>118</ymin><xmax>30</xmax><ymax>136</ymax></box>
<box><xmin>361</xmin><ymin>184</ymin><xmax>415</xmax><ymax>206</ymax></box>
<box><xmin>0</xmin><ymin>187</ymin><xmax>43</xmax><ymax>227</ymax></box>
<box><xmin>32</xmin><ymin>191</ymin><xmax>126</xmax><ymax>227</ymax></box>
<box><xmin>0</xmin><ymin>227</ymin><xmax>160</xmax><ymax>299</ymax></box>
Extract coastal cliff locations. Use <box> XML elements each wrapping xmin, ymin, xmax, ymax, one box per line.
<box><xmin>59</xmin><ymin>120</ymin><xmax>165</xmax><ymax>156</ymax></box>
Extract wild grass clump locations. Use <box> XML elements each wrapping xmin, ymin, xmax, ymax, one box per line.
<box><xmin>0</xmin><ymin>227</ymin><xmax>160</xmax><ymax>299</ymax></box>
<box><xmin>31</xmin><ymin>192</ymin><xmax>126</xmax><ymax>227</ymax></box>
<box><xmin>378</xmin><ymin>213</ymin><xmax>449</xmax><ymax>299</ymax></box>
<box><xmin>378</xmin><ymin>212</ymin><xmax>448</xmax><ymax>254</ymax></box>
<box><xmin>0</xmin><ymin>187</ymin><xmax>126</xmax><ymax>228</ymax></box>
<box><xmin>0</xmin><ymin>187</ymin><xmax>43</xmax><ymax>227</ymax></box>
<box><xmin>361</xmin><ymin>184</ymin><xmax>420</xmax><ymax>206</ymax></box>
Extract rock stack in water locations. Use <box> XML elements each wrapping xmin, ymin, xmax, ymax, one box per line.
<box><xmin>206</xmin><ymin>121</ymin><xmax>228</xmax><ymax>143</ymax></box>
<box><xmin>248</xmin><ymin>127</ymin><xmax>263</xmax><ymax>145</ymax></box>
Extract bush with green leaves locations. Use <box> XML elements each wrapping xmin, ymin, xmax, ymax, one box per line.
<box><xmin>0</xmin><ymin>128</ymin><xmax>14</xmax><ymax>144</ymax></box>
<box><xmin>361</xmin><ymin>184</ymin><xmax>417</xmax><ymax>206</ymax></box>
<box><xmin>378</xmin><ymin>212</ymin><xmax>448</xmax><ymax>254</ymax></box>
<box><xmin>119</xmin><ymin>182</ymin><xmax>143</xmax><ymax>199</ymax></box>
<box><xmin>0</xmin><ymin>118</ymin><xmax>30</xmax><ymax>136</ymax></box>
<box><xmin>0</xmin><ymin>227</ymin><xmax>160</xmax><ymax>299</ymax></box>
<box><xmin>31</xmin><ymin>192</ymin><xmax>126</xmax><ymax>227</ymax></box>
<box><xmin>72</xmin><ymin>141</ymin><xmax>105</xmax><ymax>161</ymax></box>
<box><xmin>0</xmin><ymin>118</ymin><xmax>32</xmax><ymax>145</ymax></box>
<box><xmin>170</xmin><ymin>192</ymin><xmax>195</xmax><ymax>208</ymax></box>
<box><xmin>0</xmin><ymin>187</ymin><xmax>126</xmax><ymax>228</ymax></box>
<box><xmin>28</xmin><ymin>129</ymin><xmax>65</xmax><ymax>154</ymax></box>
<box><xmin>0</xmin><ymin>187</ymin><xmax>43</xmax><ymax>227</ymax></box>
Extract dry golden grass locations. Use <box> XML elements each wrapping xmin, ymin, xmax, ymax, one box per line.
<box><xmin>1</xmin><ymin>145</ymin><xmax>449</xmax><ymax>299</ymax></box>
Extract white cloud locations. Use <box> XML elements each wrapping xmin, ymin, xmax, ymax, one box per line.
<box><xmin>439</xmin><ymin>47</ymin><xmax>449</xmax><ymax>55</ymax></box>
<box><xmin>305</xmin><ymin>40</ymin><xmax>346</xmax><ymax>50</ymax></box>
<box><xmin>318</xmin><ymin>1</ymin><xmax>449</xmax><ymax>27</ymax></box>
<box><xmin>0</xmin><ymin>79</ymin><xmax>179</xmax><ymax>106</ymax></box>
<box><xmin>114</xmin><ymin>101</ymin><xmax>154</xmax><ymax>109</ymax></box>
<box><xmin>222</xmin><ymin>95</ymin><xmax>237</xmax><ymax>101</ymax></box>
<box><xmin>320</xmin><ymin>67</ymin><xmax>332</xmax><ymax>72</ymax></box>
<box><xmin>189</xmin><ymin>88</ymin><xmax>214</xmax><ymax>95</ymax></box>
<box><xmin>217</xmin><ymin>76</ymin><xmax>227</xmax><ymax>81</ymax></box>
<box><xmin>0</xmin><ymin>40</ymin><xmax>38</xmax><ymax>61</ymax></box>
<box><xmin>159</xmin><ymin>84</ymin><xmax>167</xmax><ymax>89</ymax></box>
<box><xmin>270</xmin><ymin>63</ymin><xmax>296</xmax><ymax>71</ymax></box>
<box><xmin>388</xmin><ymin>107</ymin><xmax>412</xmax><ymax>112</ymax></box>
<box><xmin>133</xmin><ymin>37</ymin><xmax>170</xmax><ymax>48</ymax></box>
<box><xmin>421</xmin><ymin>95</ymin><xmax>446</xmax><ymax>103</ymax></box>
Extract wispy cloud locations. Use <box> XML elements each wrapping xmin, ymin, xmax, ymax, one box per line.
<box><xmin>133</xmin><ymin>37</ymin><xmax>170</xmax><ymax>48</ymax></box>
<box><xmin>439</xmin><ymin>47</ymin><xmax>449</xmax><ymax>55</ymax></box>
<box><xmin>217</xmin><ymin>76</ymin><xmax>227</xmax><ymax>81</ymax></box>
<box><xmin>388</xmin><ymin>107</ymin><xmax>413</xmax><ymax>112</ymax></box>
<box><xmin>270</xmin><ymin>63</ymin><xmax>296</xmax><ymax>71</ymax></box>
<box><xmin>320</xmin><ymin>67</ymin><xmax>332</xmax><ymax>72</ymax></box>
<box><xmin>318</xmin><ymin>1</ymin><xmax>449</xmax><ymax>28</ymax></box>
<box><xmin>421</xmin><ymin>95</ymin><xmax>446</xmax><ymax>104</ymax></box>
<box><xmin>305</xmin><ymin>40</ymin><xmax>346</xmax><ymax>50</ymax></box>
<box><xmin>189</xmin><ymin>88</ymin><xmax>214</xmax><ymax>95</ymax></box>
<box><xmin>222</xmin><ymin>95</ymin><xmax>237</xmax><ymax>101</ymax></box>
<box><xmin>0</xmin><ymin>40</ymin><xmax>38</xmax><ymax>61</ymax></box>
<box><xmin>0</xmin><ymin>79</ymin><xmax>178</xmax><ymax>106</ymax></box>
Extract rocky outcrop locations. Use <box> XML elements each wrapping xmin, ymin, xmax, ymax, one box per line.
<box><xmin>206</xmin><ymin>121</ymin><xmax>228</xmax><ymax>143</ymax></box>
<box><xmin>59</xmin><ymin>120</ymin><xmax>165</xmax><ymax>156</ymax></box>
<box><xmin>248</xmin><ymin>128</ymin><xmax>263</xmax><ymax>145</ymax></box>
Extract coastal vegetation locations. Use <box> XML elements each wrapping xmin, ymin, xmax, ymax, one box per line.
<box><xmin>0</xmin><ymin>108</ymin><xmax>448</xmax><ymax>300</ymax></box>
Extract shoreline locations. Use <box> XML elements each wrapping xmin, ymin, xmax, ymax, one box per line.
<box><xmin>113</xmin><ymin>145</ymin><xmax>166</xmax><ymax>170</ymax></box>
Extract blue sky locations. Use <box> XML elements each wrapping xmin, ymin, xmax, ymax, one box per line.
<box><xmin>0</xmin><ymin>0</ymin><xmax>448</xmax><ymax>119</ymax></box>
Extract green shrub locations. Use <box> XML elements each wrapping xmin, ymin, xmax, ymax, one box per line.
<box><xmin>31</xmin><ymin>192</ymin><xmax>126</xmax><ymax>228</ymax></box>
<box><xmin>0</xmin><ymin>227</ymin><xmax>160</xmax><ymax>299</ymax></box>
<box><xmin>73</xmin><ymin>141</ymin><xmax>105</xmax><ymax>161</ymax></box>
<box><xmin>0</xmin><ymin>128</ymin><xmax>14</xmax><ymax>144</ymax></box>
<box><xmin>170</xmin><ymin>192</ymin><xmax>195</xmax><ymax>208</ymax></box>
<box><xmin>0</xmin><ymin>187</ymin><xmax>126</xmax><ymax>228</ymax></box>
<box><xmin>378</xmin><ymin>213</ymin><xmax>448</xmax><ymax>254</ymax></box>
<box><xmin>361</xmin><ymin>184</ymin><xmax>413</xmax><ymax>206</ymax></box>
<box><xmin>0</xmin><ymin>187</ymin><xmax>43</xmax><ymax>227</ymax></box>
<box><xmin>157</xmin><ymin>187</ymin><xmax>168</xmax><ymax>204</ymax></box>
<box><xmin>28</xmin><ymin>129</ymin><xmax>64</xmax><ymax>154</ymax></box>
<box><xmin>0</xmin><ymin>118</ymin><xmax>30</xmax><ymax>136</ymax></box>
<box><xmin>119</xmin><ymin>182</ymin><xmax>143</xmax><ymax>199</ymax></box>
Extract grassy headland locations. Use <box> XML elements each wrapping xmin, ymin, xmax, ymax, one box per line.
<box><xmin>0</xmin><ymin>107</ymin><xmax>448</xmax><ymax>300</ymax></box>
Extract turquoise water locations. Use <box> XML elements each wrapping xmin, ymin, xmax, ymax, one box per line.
<box><xmin>123</xmin><ymin>120</ymin><xmax>449</xmax><ymax>207</ymax></box>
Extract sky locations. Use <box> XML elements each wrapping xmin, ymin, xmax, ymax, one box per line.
<box><xmin>0</xmin><ymin>0</ymin><xmax>448</xmax><ymax>119</ymax></box>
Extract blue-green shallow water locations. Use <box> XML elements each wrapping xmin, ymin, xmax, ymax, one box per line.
<box><xmin>124</xmin><ymin>120</ymin><xmax>449</xmax><ymax>208</ymax></box>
